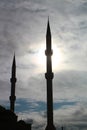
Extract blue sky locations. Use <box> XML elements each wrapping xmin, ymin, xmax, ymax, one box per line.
<box><xmin>0</xmin><ymin>0</ymin><xmax>87</xmax><ymax>129</ymax></box>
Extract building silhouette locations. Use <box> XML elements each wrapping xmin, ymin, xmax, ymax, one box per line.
<box><xmin>0</xmin><ymin>105</ymin><xmax>31</xmax><ymax>130</ymax></box>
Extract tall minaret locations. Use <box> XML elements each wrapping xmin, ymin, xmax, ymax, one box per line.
<box><xmin>9</xmin><ymin>54</ymin><xmax>17</xmax><ymax>112</ymax></box>
<box><xmin>45</xmin><ymin>19</ymin><xmax>56</xmax><ymax>130</ymax></box>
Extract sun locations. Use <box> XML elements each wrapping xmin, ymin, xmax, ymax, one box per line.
<box><xmin>36</xmin><ymin>43</ymin><xmax>63</xmax><ymax>72</ymax></box>
<box><xmin>52</xmin><ymin>44</ymin><xmax>63</xmax><ymax>70</ymax></box>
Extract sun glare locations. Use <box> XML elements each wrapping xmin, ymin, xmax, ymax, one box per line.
<box><xmin>52</xmin><ymin>45</ymin><xmax>63</xmax><ymax>70</ymax></box>
<box><xmin>37</xmin><ymin>43</ymin><xmax>63</xmax><ymax>71</ymax></box>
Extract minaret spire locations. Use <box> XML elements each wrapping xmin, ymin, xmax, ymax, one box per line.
<box><xmin>9</xmin><ymin>54</ymin><xmax>17</xmax><ymax>112</ymax></box>
<box><xmin>46</xmin><ymin>18</ymin><xmax>51</xmax><ymax>37</ymax></box>
<box><xmin>45</xmin><ymin>20</ymin><xmax>56</xmax><ymax>130</ymax></box>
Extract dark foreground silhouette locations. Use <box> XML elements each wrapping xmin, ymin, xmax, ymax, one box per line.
<box><xmin>0</xmin><ymin>105</ymin><xmax>31</xmax><ymax>130</ymax></box>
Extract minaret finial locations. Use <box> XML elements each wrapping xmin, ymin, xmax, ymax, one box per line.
<box><xmin>14</xmin><ymin>52</ymin><xmax>15</xmax><ymax>59</ymax></box>
<box><xmin>46</xmin><ymin>17</ymin><xmax>51</xmax><ymax>37</ymax></box>
<box><xmin>48</xmin><ymin>16</ymin><xmax>49</xmax><ymax>22</ymax></box>
<box><xmin>13</xmin><ymin>52</ymin><xmax>15</xmax><ymax>65</ymax></box>
<box><xmin>9</xmin><ymin>54</ymin><xmax>17</xmax><ymax>112</ymax></box>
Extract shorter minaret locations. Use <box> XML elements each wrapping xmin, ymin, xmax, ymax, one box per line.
<box><xmin>9</xmin><ymin>54</ymin><xmax>17</xmax><ymax>112</ymax></box>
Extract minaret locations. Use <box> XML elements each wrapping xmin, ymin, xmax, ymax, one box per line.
<box><xmin>9</xmin><ymin>54</ymin><xmax>17</xmax><ymax>112</ymax></box>
<box><xmin>45</xmin><ymin>19</ymin><xmax>56</xmax><ymax>130</ymax></box>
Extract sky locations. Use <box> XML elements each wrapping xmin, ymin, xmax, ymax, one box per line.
<box><xmin>0</xmin><ymin>0</ymin><xmax>87</xmax><ymax>129</ymax></box>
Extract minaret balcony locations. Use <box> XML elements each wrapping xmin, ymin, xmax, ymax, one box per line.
<box><xmin>9</xmin><ymin>96</ymin><xmax>16</xmax><ymax>101</ymax></box>
<box><xmin>45</xmin><ymin>72</ymin><xmax>54</xmax><ymax>79</ymax></box>
<box><xmin>10</xmin><ymin>78</ymin><xmax>17</xmax><ymax>82</ymax></box>
<box><xmin>45</xmin><ymin>50</ymin><xmax>53</xmax><ymax>56</ymax></box>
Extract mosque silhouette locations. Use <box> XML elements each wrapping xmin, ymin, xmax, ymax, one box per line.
<box><xmin>0</xmin><ymin>20</ymin><xmax>64</xmax><ymax>130</ymax></box>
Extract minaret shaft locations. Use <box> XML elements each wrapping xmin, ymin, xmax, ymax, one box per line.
<box><xmin>46</xmin><ymin>78</ymin><xmax>53</xmax><ymax>125</ymax></box>
<box><xmin>10</xmin><ymin>55</ymin><xmax>16</xmax><ymax>112</ymax></box>
<box><xmin>45</xmin><ymin>20</ymin><xmax>56</xmax><ymax>130</ymax></box>
<box><xmin>47</xmin><ymin>56</ymin><xmax>52</xmax><ymax>73</ymax></box>
<box><xmin>46</xmin><ymin>37</ymin><xmax>51</xmax><ymax>53</ymax></box>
